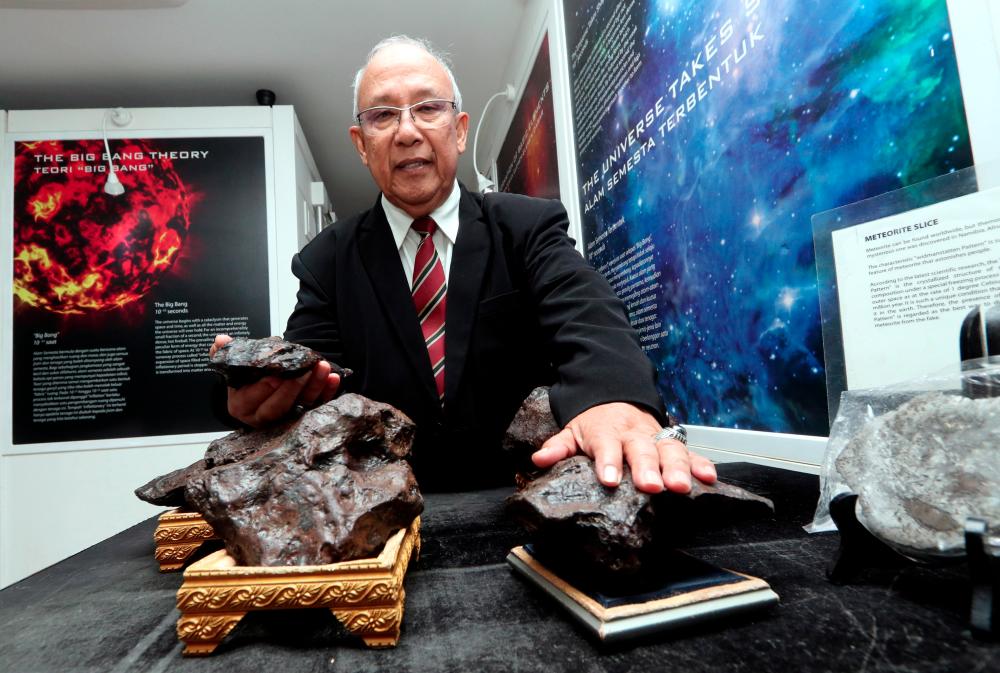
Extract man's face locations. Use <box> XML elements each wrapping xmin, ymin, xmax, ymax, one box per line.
<box><xmin>350</xmin><ymin>44</ymin><xmax>470</xmax><ymax>218</ymax></box>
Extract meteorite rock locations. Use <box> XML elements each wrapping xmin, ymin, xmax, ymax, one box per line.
<box><xmin>504</xmin><ymin>388</ymin><xmax>774</xmax><ymax>577</ymax></box>
<box><xmin>685</xmin><ymin>477</ymin><xmax>776</xmax><ymax>508</ymax></box>
<box><xmin>185</xmin><ymin>393</ymin><xmax>423</xmax><ymax>566</ymax></box>
<box><xmin>508</xmin><ymin>455</ymin><xmax>655</xmax><ymax>574</ymax></box>
<box><xmin>134</xmin><ymin>459</ymin><xmax>207</xmax><ymax>507</ymax></box>
<box><xmin>203</xmin><ymin>418</ymin><xmax>297</xmax><ymax>468</ymax></box>
<box><xmin>133</xmin><ymin>420</ymin><xmax>300</xmax><ymax>509</ymax></box>
<box><xmin>502</xmin><ymin>386</ymin><xmax>561</xmax><ymax>478</ymax></box>
<box><xmin>507</xmin><ymin>456</ymin><xmax>774</xmax><ymax>577</ymax></box>
<box><xmin>836</xmin><ymin>392</ymin><xmax>1000</xmax><ymax>560</ymax></box>
<box><xmin>209</xmin><ymin>336</ymin><xmax>351</xmax><ymax>388</ymax></box>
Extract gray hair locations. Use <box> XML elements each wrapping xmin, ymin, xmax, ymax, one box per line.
<box><xmin>351</xmin><ymin>35</ymin><xmax>464</xmax><ymax>119</ymax></box>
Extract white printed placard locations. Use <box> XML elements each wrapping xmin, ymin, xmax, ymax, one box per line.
<box><xmin>832</xmin><ymin>188</ymin><xmax>1000</xmax><ymax>389</ymax></box>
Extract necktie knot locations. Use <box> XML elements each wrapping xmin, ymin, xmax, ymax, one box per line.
<box><xmin>411</xmin><ymin>216</ymin><xmax>437</xmax><ymax>237</ymax></box>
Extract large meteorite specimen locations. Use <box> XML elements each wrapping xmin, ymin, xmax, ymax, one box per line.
<box><xmin>137</xmin><ymin>394</ymin><xmax>423</xmax><ymax>566</ymax></box>
<box><xmin>208</xmin><ymin>336</ymin><xmax>351</xmax><ymax>388</ymax></box>
<box><xmin>502</xmin><ymin>386</ymin><xmax>561</xmax><ymax>480</ymax></box>
<box><xmin>504</xmin><ymin>388</ymin><xmax>773</xmax><ymax>577</ymax></box>
<box><xmin>836</xmin><ymin>391</ymin><xmax>1000</xmax><ymax>560</ymax></box>
<box><xmin>134</xmin><ymin>420</ymin><xmax>297</xmax><ymax>509</ymax></box>
<box><xmin>135</xmin><ymin>460</ymin><xmax>208</xmax><ymax>508</ymax></box>
<box><xmin>507</xmin><ymin>455</ymin><xmax>655</xmax><ymax>574</ymax></box>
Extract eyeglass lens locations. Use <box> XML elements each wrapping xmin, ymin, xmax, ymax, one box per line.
<box><xmin>360</xmin><ymin>100</ymin><xmax>454</xmax><ymax>132</ymax></box>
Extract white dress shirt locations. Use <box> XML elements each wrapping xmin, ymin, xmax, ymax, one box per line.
<box><xmin>381</xmin><ymin>180</ymin><xmax>461</xmax><ymax>285</ymax></box>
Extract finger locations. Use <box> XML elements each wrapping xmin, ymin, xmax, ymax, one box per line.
<box><xmin>227</xmin><ymin>376</ymin><xmax>282</xmax><ymax>426</ymax></box>
<box><xmin>297</xmin><ymin>361</ymin><xmax>332</xmax><ymax>406</ymax></box>
<box><xmin>533</xmin><ymin>427</ymin><xmax>577</xmax><ymax>468</ymax></box>
<box><xmin>317</xmin><ymin>372</ymin><xmax>341</xmax><ymax>405</ymax></box>
<box><xmin>690</xmin><ymin>453</ymin><xmax>718</xmax><ymax>484</ymax></box>
<box><xmin>587</xmin><ymin>434</ymin><xmax>623</xmax><ymax>487</ymax></box>
<box><xmin>210</xmin><ymin>333</ymin><xmax>232</xmax><ymax>357</ymax></box>
<box><xmin>656</xmin><ymin>438</ymin><xmax>693</xmax><ymax>494</ymax></box>
<box><xmin>251</xmin><ymin>373</ymin><xmax>310</xmax><ymax>425</ymax></box>
<box><xmin>622</xmin><ymin>435</ymin><xmax>664</xmax><ymax>493</ymax></box>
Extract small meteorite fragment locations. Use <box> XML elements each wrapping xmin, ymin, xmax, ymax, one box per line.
<box><xmin>209</xmin><ymin>336</ymin><xmax>352</xmax><ymax>388</ymax></box>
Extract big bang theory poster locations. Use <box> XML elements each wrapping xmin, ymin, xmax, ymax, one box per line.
<box><xmin>11</xmin><ymin>136</ymin><xmax>270</xmax><ymax>444</ymax></box>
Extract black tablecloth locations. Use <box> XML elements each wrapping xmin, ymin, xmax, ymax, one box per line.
<box><xmin>1</xmin><ymin>463</ymin><xmax>996</xmax><ymax>673</ymax></box>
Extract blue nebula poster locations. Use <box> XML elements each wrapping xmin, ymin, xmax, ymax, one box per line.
<box><xmin>565</xmin><ymin>0</ymin><xmax>973</xmax><ymax>435</ymax></box>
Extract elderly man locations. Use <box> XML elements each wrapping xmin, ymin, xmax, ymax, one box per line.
<box><xmin>215</xmin><ymin>35</ymin><xmax>716</xmax><ymax>493</ymax></box>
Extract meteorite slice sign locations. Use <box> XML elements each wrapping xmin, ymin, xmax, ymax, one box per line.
<box><xmin>10</xmin><ymin>136</ymin><xmax>271</xmax><ymax>445</ymax></box>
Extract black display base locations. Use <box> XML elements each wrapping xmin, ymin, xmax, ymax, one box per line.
<box><xmin>828</xmin><ymin>492</ymin><xmax>997</xmax><ymax>640</ymax></box>
<box><xmin>506</xmin><ymin>544</ymin><xmax>778</xmax><ymax>643</ymax></box>
<box><xmin>827</xmin><ymin>493</ymin><xmax>910</xmax><ymax>582</ymax></box>
<box><xmin>966</xmin><ymin>517</ymin><xmax>1000</xmax><ymax>639</ymax></box>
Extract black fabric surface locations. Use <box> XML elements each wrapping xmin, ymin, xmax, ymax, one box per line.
<box><xmin>1</xmin><ymin>463</ymin><xmax>996</xmax><ymax>673</ymax></box>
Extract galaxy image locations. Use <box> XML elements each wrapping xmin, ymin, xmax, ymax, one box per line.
<box><xmin>566</xmin><ymin>0</ymin><xmax>972</xmax><ymax>434</ymax></box>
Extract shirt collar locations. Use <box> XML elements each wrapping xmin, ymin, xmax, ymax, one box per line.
<box><xmin>382</xmin><ymin>180</ymin><xmax>461</xmax><ymax>251</ymax></box>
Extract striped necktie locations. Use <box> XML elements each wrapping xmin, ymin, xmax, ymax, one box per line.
<box><xmin>410</xmin><ymin>216</ymin><xmax>446</xmax><ymax>401</ymax></box>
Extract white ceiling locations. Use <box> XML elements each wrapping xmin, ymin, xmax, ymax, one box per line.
<box><xmin>0</xmin><ymin>0</ymin><xmax>529</xmax><ymax>218</ymax></box>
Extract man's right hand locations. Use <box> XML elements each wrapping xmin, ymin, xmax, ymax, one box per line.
<box><xmin>211</xmin><ymin>334</ymin><xmax>341</xmax><ymax>428</ymax></box>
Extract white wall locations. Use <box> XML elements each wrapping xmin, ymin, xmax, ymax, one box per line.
<box><xmin>272</xmin><ymin>106</ymin><xmax>329</xmax><ymax>327</ymax></box>
<box><xmin>0</xmin><ymin>105</ymin><xmax>318</xmax><ymax>587</ymax></box>
<box><xmin>949</xmin><ymin>0</ymin><xmax>1000</xmax><ymax>174</ymax></box>
<box><xmin>2</xmin><ymin>442</ymin><xmax>207</xmax><ymax>584</ymax></box>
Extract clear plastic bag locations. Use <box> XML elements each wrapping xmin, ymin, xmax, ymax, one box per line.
<box><xmin>806</xmin><ymin>357</ymin><xmax>1000</xmax><ymax>559</ymax></box>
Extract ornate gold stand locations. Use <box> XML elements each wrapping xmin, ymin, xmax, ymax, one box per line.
<box><xmin>154</xmin><ymin>510</ymin><xmax>218</xmax><ymax>572</ymax></box>
<box><xmin>175</xmin><ymin>517</ymin><xmax>421</xmax><ymax>655</ymax></box>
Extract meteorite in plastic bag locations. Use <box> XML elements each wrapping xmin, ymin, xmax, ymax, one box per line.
<box><xmin>807</xmin><ymin>357</ymin><xmax>1000</xmax><ymax>561</ymax></box>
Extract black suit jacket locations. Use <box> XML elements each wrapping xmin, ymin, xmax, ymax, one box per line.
<box><xmin>284</xmin><ymin>184</ymin><xmax>664</xmax><ymax>490</ymax></box>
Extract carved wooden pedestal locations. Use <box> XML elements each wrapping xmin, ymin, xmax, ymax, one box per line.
<box><xmin>154</xmin><ymin>510</ymin><xmax>218</xmax><ymax>572</ymax></box>
<box><xmin>175</xmin><ymin>517</ymin><xmax>421</xmax><ymax>655</ymax></box>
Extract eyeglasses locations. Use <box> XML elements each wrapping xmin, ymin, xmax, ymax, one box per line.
<box><xmin>356</xmin><ymin>99</ymin><xmax>457</xmax><ymax>134</ymax></box>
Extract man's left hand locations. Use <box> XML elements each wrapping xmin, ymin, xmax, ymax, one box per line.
<box><xmin>531</xmin><ymin>402</ymin><xmax>717</xmax><ymax>494</ymax></box>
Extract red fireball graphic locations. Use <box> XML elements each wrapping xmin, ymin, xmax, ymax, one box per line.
<box><xmin>13</xmin><ymin>139</ymin><xmax>192</xmax><ymax>314</ymax></box>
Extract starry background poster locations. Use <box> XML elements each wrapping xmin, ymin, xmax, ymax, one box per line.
<box><xmin>11</xmin><ymin>136</ymin><xmax>270</xmax><ymax>444</ymax></box>
<box><xmin>564</xmin><ymin>0</ymin><xmax>973</xmax><ymax>435</ymax></box>
<box><xmin>497</xmin><ymin>33</ymin><xmax>561</xmax><ymax>199</ymax></box>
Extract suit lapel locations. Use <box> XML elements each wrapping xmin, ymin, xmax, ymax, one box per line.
<box><xmin>445</xmin><ymin>188</ymin><xmax>491</xmax><ymax>404</ymax></box>
<box><xmin>358</xmin><ymin>200</ymin><xmax>439</xmax><ymax>400</ymax></box>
